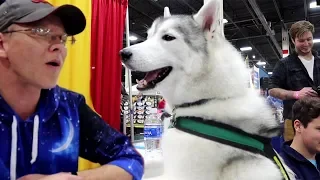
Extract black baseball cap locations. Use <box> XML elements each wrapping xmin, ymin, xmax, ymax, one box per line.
<box><xmin>0</xmin><ymin>0</ymin><xmax>86</xmax><ymax>35</ymax></box>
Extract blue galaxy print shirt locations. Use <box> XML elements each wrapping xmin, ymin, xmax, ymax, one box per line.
<box><xmin>0</xmin><ymin>86</ymin><xmax>144</xmax><ymax>180</ymax></box>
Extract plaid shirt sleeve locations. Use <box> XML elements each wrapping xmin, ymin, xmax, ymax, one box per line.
<box><xmin>269</xmin><ymin>60</ymin><xmax>287</xmax><ymax>89</ymax></box>
<box><xmin>78</xmin><ymin>96</ymin><xmax>144</xmax><ymax>180</ymax></box>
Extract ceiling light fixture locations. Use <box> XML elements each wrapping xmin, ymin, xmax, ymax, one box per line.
<box><xmin>240</xmin><ymin>47</ymin><xmax>252</xmax><ymax>51</ymax></box>
<box><xmin>223</xmin><ymin>19</ymin><xmax>228</xmax><ymax>23</ymax></box>
<box><xmin>313</xmin><ymin>38</ymin><xmax>320</xmax><ymax>43</ymax></box>
<box><xmin>256</xmin><ymin>61</ymin><xmax>266</xmax><ymax>65</ymax></box>
<box><xmin>129</xmin><ymin>36</ymin><xmax>138</xmax><ymax>41</ymax></box>
<box><xmin>310</xmin><ymin>2</ymin><xmax>320</xmax><ymax>8</ymax></box>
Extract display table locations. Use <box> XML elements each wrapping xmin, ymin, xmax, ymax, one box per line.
<box><xmin>134</xmin><ymin>142</ymin><xmax>164</xmax><ymax>179</ymax></box>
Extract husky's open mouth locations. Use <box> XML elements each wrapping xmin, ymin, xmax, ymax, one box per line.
<box><xmin>136</xmin><ymin>66</ymin><xmax>172</xmax><ymax>90</ymax></box>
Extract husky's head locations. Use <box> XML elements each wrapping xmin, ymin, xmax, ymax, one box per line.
<box><xmin>120</xmin><ymin>0</ymin><xmax>249</xmax><ymax>106</ymax></box>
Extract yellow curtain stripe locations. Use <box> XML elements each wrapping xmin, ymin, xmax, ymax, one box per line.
<box><xmin>48</xmin><ymin>0</ymin><xmax>99</xmax><ymax>171</ymax></box>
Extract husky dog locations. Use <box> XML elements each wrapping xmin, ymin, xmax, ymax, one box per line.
<box><xmin>120</xmin><ymin>0</ymin><xmax>295</xmax><ymax>179</ymax></box>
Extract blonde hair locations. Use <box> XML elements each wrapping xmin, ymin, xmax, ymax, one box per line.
<box><xmin>289</xmin><ymin>21</ymin><xmax>314</xmax><ymax>40</ymax></box>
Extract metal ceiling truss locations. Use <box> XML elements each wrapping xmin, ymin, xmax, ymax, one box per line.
<box><xmin>129</xmin><ymin>3</ymin><xmax>154</xmax><ymax>22</ymax></box>
<box><xmin>178</xmin><ymin>0</ymin><xmax>197</xmax><ymax>13</ymax></box>
<box><xmin>229</xmin><ymin>34</ymin><xmax>268</xmax><ymax>42</ymax></box>
<box><xmin>304</xmin><ymin>0</ymin><xmax>308</xmax><ymax>21</ymax></box>
<box><xmin>224</xmin><ymin>12</ymin><xmax>268</xmax><ymax>64</ymax></box>
<box><xmin>247</xmin><ymin>0</ymin><xmax>282</xmax><ymax>59</ymax></box>
<box><xmin>240</xmin><ymin>0</ymin><xmax>261</xmax><ymax>33</ymax></box>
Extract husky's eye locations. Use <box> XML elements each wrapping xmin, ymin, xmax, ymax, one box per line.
<box><xmin>162</xmin><ymin>34</ymin><xmax>176</xmax><ymax>41</ymax></box>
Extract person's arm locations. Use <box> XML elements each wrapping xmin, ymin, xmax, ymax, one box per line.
<box><xmin>78</xmin><ymin>165</ymin><xmax>132</xmax><ymax>180</ymax></box>
<box><xmin>76</xmin><ymin>96</ymin><xmax>144</xmax><ymax>180</ymax></box>
<box><xmin>18</xmin><ymin>173</ymin><xmax>81</xmax><ymax>180</ymax></box>
<box><xmin>268</xmin><ymin>60</ymin><xmax>301</xmax><ymax>100</ymax></box>
<box><xmin>268</xmin><ymin>88</ymin><xmax>296</xmax><ymax>100</ymax></box>
<box><xmin>268</xmin><ymin>60</ymin><xmax>318</xmax><ymax>100</ymax></box>
<box><xmin>268</xmin><ymin>60</ymin><xmax>292</xmax><ymax>100</ymax></box>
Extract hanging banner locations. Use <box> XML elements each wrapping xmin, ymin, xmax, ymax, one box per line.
<box><xmin>253</xmin><ymin>66</ymin><xmax>260</xmax><ymax>90</ymax></box>
<box><xmin>282</xmin><ymin>27</ymin><xmax>290</xmax><ymax>58</ymax></box>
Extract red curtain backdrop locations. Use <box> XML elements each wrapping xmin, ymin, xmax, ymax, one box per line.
<box><xmin>91</xmin><ymin>0</ymin><xmax>128</xmax><ymax>130</ymax></box>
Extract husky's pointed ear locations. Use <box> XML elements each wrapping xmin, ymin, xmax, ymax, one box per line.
<box><xmin>164</xmin><ymin>7</ymin><xmax>171</xmax><ymax>18</ymax></box>
<box><xmin>193</xmin><ymin>0</ymin><xmax>220</xmax><ymax>32</ymax></box>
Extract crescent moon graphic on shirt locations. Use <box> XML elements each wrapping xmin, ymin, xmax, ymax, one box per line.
<box><xmin>51</xmin><ymin>118</ymin><xmax>74</xmax><ymax>153</ymax></box>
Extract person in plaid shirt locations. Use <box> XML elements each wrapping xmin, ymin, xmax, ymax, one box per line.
<box><xmin>269</xmin><ymin>20</ymin><xmax>320</xmax><ymax>142</ymax></box>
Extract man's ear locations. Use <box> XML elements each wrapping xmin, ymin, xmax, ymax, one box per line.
<box><xmin>291</xmin><ymin>38</ymin><xmax>295</xmax><ymax>46</ymax></box>
<box><xmin>0</xmin><ymin>33</ymin><xmax>8</xmax><ymax>59</ymax></box>
<box><xmin>293</xmin><ymin>119</ymin><xmax>302</xmax><ymax>133</ymax></box>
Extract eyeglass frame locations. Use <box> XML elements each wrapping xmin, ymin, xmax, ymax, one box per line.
<box><xmin>1</xmin><ymin>27</ymin><xmax>76</xmax><ymax>45</ymax></box>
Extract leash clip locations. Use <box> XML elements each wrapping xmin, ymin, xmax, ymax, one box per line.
<box><xmin>168</xmin><ymin>107</ymin><xmax>177</xmax><ymax>128</ymax></box>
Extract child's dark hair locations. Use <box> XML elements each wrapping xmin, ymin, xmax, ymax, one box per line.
<box><xmin>292</xmin><ymin>97</ymin><xmax>320</xmax><ymax>130</ymax></box>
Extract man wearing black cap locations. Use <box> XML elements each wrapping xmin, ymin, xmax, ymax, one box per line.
<box><xmin>0</xmin><ymin>0</ymin><xmax>143</xmax><ymax>180</ymax></box>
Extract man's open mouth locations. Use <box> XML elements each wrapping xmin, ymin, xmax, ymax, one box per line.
<box><xmin>46</xmin><ymin>60</ymin><xmax>61</xmax><ymax>67</ymax></box>
<box><xmin>136</xmin><ymin>66</ymin><xmax>172</xmax><ymax>90</ymax></box>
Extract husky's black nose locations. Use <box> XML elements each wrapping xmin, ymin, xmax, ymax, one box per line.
<box><xmin>120</xmin><ymin>49</ymin><xmax>132</xmax><ymax>62</ymax></box>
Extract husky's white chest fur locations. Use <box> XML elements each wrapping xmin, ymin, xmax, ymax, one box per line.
<box><xmin>120</xmin><ymin>0</ymin><xmax>295</xmax><ymax>179</ymax></box>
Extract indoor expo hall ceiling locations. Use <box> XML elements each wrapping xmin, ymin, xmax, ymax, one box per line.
<box><xmin>122</xmin><ymin>0</ymin><xmax>320</xmax><ymax>83</ymax></box>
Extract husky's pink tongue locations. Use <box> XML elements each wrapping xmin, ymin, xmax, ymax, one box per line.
<box><xmin>136</xmin><ymin>69</ymin><xmax>162</xmax><ymax>89</ymax></box>
<box><xmin>144</xmin><ymin>69</ymin><xmax>162</xmax><ymax>82</ymax></box>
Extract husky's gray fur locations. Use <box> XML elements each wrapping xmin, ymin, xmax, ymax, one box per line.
<box><xmin>121</xmin><ymin>0</ymin><xmax>296</xmax><ymax>179</ymax></box>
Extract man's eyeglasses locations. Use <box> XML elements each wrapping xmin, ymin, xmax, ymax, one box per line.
<box><xmin>2</xmin><ymin>27</ymin><xmax>76</xmax><ymax>45</ymax></box>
